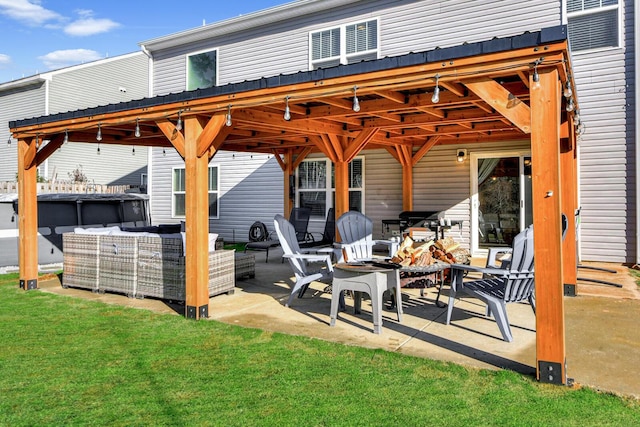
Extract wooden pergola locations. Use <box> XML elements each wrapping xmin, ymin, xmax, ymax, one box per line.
<box><xmin>10</xmin><ymin>26</ymin><xmax>578</xmax><ymax>384</ymax></box>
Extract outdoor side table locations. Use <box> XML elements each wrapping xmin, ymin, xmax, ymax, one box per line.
<box><xmin>330</xmin><ymin>263</ymin><xmax>403</xmax><ymax>334</ymax></box>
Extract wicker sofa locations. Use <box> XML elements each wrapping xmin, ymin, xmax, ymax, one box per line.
<box><xmin>62</xmin><ymin>228</ymin><xmax>235</xmax><ymax>301</ymax></box>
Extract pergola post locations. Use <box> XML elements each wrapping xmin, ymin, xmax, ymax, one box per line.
<box><xmin>402</xmin><ymin>163</ymin><xmax>413</xmax><ymax>211</ymax></box>
<box><xmin>334</xmin><ymin>161</ymin><xmax>349</xmax><ymax>221</ymax></box>
<box><xmin>530</xmin><ymin>67</ymin><xmax>567</xmax><ymax>384</ymax></box>
<box><xmin>184</xmin><ymin>117</ymin><xmax>211</xmax><ymax>319</ymax></box>
<box><xmin>17</xmin><ymin>138</ymin><xmax>39</xmax><ymax>290</ymax></box>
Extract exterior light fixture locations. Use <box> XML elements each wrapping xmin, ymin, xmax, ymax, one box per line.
<box><xmin>456</xmin><ymin>148</ymin><xmax>467</xmax><ymax>163</ymax></box>
<box><xmin>431</xmin><ymin>74</ymin><xmax>440</xmax><ymax>104</ymax></box>
<box><xmin>352</xmin><ymin>86</ymin><xmax>360</xmax><ymax>112</ymax></box>
<box><xmin>284</xmin><ymin>96</ymin><xmax>291</xmax><ymax>121</ymax></box>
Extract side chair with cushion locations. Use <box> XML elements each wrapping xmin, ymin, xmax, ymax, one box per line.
<box><xmin>445</xmin><ymin>225</ymin><xmax>535</xmax><ymax>342</ymax></box>
<box><xmin>274</xmin><ymin>214</ymin><xmax>334</xmax><ymax>307</ymax></box>
<box><xmin>335</xmin><ymin>211</ymin><xmax>398</xmax><ymax>263</ymax></box>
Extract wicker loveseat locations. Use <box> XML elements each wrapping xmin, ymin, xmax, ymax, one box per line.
<box><xmin>62</xmin><ymin>227</ymin><xmax>235</xmax><ymax>301</ymax></box>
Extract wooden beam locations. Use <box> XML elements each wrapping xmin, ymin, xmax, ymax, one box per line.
<box><xmin>156</xmin><ymin>119</ymin><xmax>186</xmax><ymax>159</ymax></box>
<box><xmin>412</xmin><ymin>136</ymin><xmax>440</xmax><ymax>166</ymax></box>
<box><xmin>17</xmin><ymin>139</ymin><xmax>38</xmax><ymax>290</ymax></box>
<box><xmin>344</xmin><ymin>128</ymin><xmax>379</xmax><ymax>163</ymax></box>
<box><xmin>196</xmin><ymin>114</ymin><xmax>227</xmax><ymax>158</ymax></box>
<box><xmin>530</xmin><ymin>67</ymin><xmax>566</xmax><ymax>384</ymax></box>
<box><xmin>284</xmin><ymin>149</ymin><xmax>294</xmax><ymax>214</ymax></box>
<box><xmin>32</xmin><ymin>135</ymin><xmax>64</xmax><ymax>168</ymax></box>
<box><xmin>184</xmin><ymin>117</ymin><xmax>210</xmax><ymax>319</ymax></box>
<box><xmin>464</xmin><ymin>77</ymin><xmax>532</xmax><ymax>133</ymax></box>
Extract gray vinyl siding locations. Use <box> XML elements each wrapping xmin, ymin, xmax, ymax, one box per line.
<box><xmin>0</xmin><ymin>82</ymin><xmax>46</xmax><ymax>181</ymax></box>
<box><xmin>44</xmin><ymin>53</ymin><xmax>149</xmax><ymax>186</ymax></box>
<box><xmin>150</xmin><ymin>0</ymin><xmax>561</xmax><ymax>96</ymax></box>
<box><xmin>572</xmin><ymin>0</ymin><xmax>634</xmax><ymax>263</ymax></box>
<box><xmin>150</xmin><ymin>149</ymin><xmax>284</xmax><ymax>242</ymax></box>
<box><xmin>47</xmin><ymin>53</ymin><xmax>149</xmax><ymax>113</ymax></box>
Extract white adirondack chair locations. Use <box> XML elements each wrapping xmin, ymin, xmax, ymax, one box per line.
<box><xmin>274</xmin><ymin>214</ymin><xmax>334</xmax><ymax>307</ymax></box>
<box><xmin>335</xmin><ymin>211</ymin><xmax>398</xmax><ymax>263</ymax></box>
<box><xmin>445</xmin><ymin>226</ymin><xmax>535</xmax><ymax>342</ymax></box>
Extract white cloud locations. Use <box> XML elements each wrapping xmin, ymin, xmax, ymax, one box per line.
<box><xmin>0</xmin><ymin>0</ymin><xmax>62</xmax><ymax>26</ymax></box>
<box><xmin>0</xmin><ymin>54</ymin><xmax>10</xmax><ymax>67</ymax></box>
<box><xmin>64</xmin><ymin>17</ymin><xmax>120</xmax><ymax>36</ymax></box>
<box><xmin>38</xmin><ymin>49</ymin><xmax>102</xmax><ymax>70</ymax></box>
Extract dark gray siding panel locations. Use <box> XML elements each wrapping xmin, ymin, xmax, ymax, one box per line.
<box><xmin>0</xmin><ymin>82</ymin><xmax>46</xmax><ymax>181</ymax></box>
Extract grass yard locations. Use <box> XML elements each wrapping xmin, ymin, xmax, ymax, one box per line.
<box><xmin>0</xmin><ymin>274</ymin><xmax>638</xmax><ymax>426</ymax></box>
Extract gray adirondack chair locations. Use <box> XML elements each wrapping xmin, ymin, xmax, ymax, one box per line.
<box><xmin>274</xmin><ymin>214</ymin><xmax>334</xmax><ymax>307</ymax></box>
<box><xmin>335</xmin><ymin>211</ymin><xmax>398</xmax><ymax>263</ymax></box>
<box><xmin>445</xmin><ymin>225</ymin><xmax>535</xmax><ymax>342</ymax></box>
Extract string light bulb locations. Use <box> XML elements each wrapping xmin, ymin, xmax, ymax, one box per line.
<box><xmin>35</xmin><ymin>134</ymin><xmax>39</xmax><ymax>149</ymax></box>
<box><xmin>226</xmin><ymin>105</ymin><xmax>232</xmax><ymax>127</ymax></box>
<box><xmin>175</xmin><ymin>111</ymin><xmax>182</xmax><ymax>131</ymax></box>
<box><xmin>352</xmin><ymin>86</ymin><xmax>360</xmax><ymax>112</ymax></box>
<box><xmin>97</xmin><ymin>144</ymin><xmax>101</xmax><ymax>155</ymax></box>
<box><xmin>63</xmin><ymin>129</ymin><xmax>69</xmax><ymax>144</ymax></box>
<box><xmin>135</xmin><ymin>118</ymin><xmax>141</xmax><ymax>137</ymax></box>
<box><xmin>162</xmin><ymin>148</ymin><xmax>166</xmax><ymax>156</ymax></box>
<box><xmin>7</xmin><ymin>137</ymin><xmax>11</xmax><ymax>147</ymax></box>
<box><xmin>96</xmin><ymin>124</ymin><xmax>102</xmax><ymax>141</ymax></box>
<box><xmin>563</xmin><ymin>82</ymin><xmax>572</xmax><ymax>98</ymax></box>
<box><xmin>431</xmin><ymin>74</ymin><xmax>440</xmax><ymax>104</ymax></box>
<box><xmin>283</xmin><ymin>96</ymin><xmax>291</xmax><ymax>121</ymax></box>
<box><xmin>566</xmin><ymin>98</ymin><xmax>575</xmax><ymax>112</ymax></box>
<box><xmin>132</xmin><ymin>146</ymin><xmax>136</xmax><ymax>156</ymax></box>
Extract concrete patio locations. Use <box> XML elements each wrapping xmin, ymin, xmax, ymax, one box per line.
<box><xmin>36</xmin><ymin>248</ymin><xmax>640</xmax><ymax>399</ymax></box>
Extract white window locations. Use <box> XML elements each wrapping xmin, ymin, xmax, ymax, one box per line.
<box><xmin>566</xmin><ymin>0</ymin><xmax>619</xmax><ymax>52</ymax></box>
<box><xmin>297</xmin><ymin>158</ymin><xmax>364</xmax><ymax>219</ymax></box>
<box><xmin>186</xmin><ymin>48</ymin><xmax>218</xmax><ymax>90</ymax></box>
<box><xmin>172</xmin><ymin>166</ymin><xmax>219</xmax><ymax>218</ymax></box>
<box><xmin>310</xmin><ymin>19</ymin><xmax>379</xmax><ymax>69</ymax></box>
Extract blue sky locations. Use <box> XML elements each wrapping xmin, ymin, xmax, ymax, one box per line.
<box><xmin>0</xmin><ymin>0</ymin><xmax>291</xmax><ymax>84</ymax></box>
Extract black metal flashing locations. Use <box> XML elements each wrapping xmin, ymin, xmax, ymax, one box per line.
<box><xmin>10</xmin><ymin>25</ymin><xmax>568</xmax><ymax>129</ymax></box>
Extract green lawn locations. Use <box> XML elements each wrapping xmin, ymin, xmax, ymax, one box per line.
<box><xmin>0</xmin><ymin>274</ymin><xmax>638</xmax><ymax>426</ymax></box>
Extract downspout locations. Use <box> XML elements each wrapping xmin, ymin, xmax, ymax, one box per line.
<box><xmin>43</xmin><ymin>76</ymin><xmax>51</xmax><ymax>180</ymax></box>
<box><xmin>636</xmin><ymin>1</ymin><xmax>640</xmax><ymax>264</ymax></box>
<box><xmin>141</xmin><ymin>44</ymin><xmax>154</xmax><ymax>218</ymax></box>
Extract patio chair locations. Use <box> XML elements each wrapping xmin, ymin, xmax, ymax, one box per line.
<box><xmin>445</xmin><ymin>225</ymin><xmax>535</xmax><ymax>342</ymax></box>
<box><xmin>335</xmin><ymin>211</ymin><xmax>398</xmax><ymax>263</ymax></box>
<box><xmin>289</xmin><ymin>207</ymin><xmax>313</xmax><ymax>244</ymax></box>
<box><xmin>300</xmin><ymin>208</ymin><xmax>335</xmax><ymax>249</ymax></box>
<box><xmin>274</xmin><ymin>214</ymin><xmax>334</xmax><ymax>307</ymax></box>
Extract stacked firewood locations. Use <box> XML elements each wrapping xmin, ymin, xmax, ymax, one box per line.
<box><xmin>390</xmin><ymin>236</ymin><xmax>470</xmax><ymax>266</ymax></box>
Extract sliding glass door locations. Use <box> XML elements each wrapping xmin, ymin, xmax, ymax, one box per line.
<box><xmin>471</xmin><ymin>152</ymin><xmax>532</xmax><ymax>253</ymax></box>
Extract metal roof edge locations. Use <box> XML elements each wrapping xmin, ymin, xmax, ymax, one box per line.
<box><xmin>0</xmin><ymin>75</ymin><xmax>47</xmax><ymax>92</ymax></box>
<box><xmin>11</xmin><ymin>25</ymin><xmax>568</xmax><ymax>129</ymax></box>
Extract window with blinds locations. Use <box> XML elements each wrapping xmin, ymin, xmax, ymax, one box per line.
<box><xmin>567</xmin><ymin>0</ymin><xmax>619</xmax><ymax>52</ymax></box>
<box><xmin>310</xmin><ymin>18</ymin><xmax>379</xmax><ymax>69</ymax></box>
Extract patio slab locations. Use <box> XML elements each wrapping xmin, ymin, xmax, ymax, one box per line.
<box><xmin>35</xmin><ymin>248</ymin><xmax>640</xmax><ymax>398</ymax></box>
